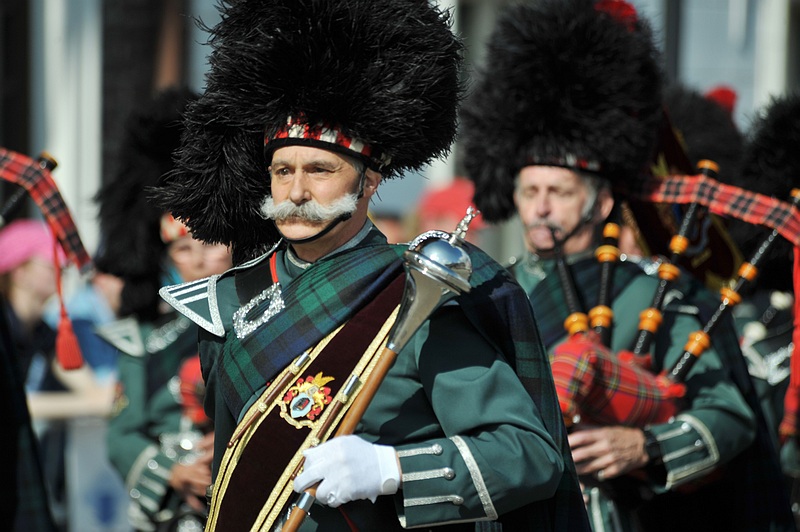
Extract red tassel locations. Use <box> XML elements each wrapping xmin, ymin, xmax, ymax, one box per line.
<box><xmin>56</xmin><ymin>309</ymin><xmax>83</xmax><ymax>370</ymax></box>
<box><xmin>779</xmin><ymin>246</ymin><xmax>800</xmax><ymax>441</ymax></box>
<box><xmin>51</xmin><ymin>226</ymin><xmax>83</xmax><ymax>370</ymax></box>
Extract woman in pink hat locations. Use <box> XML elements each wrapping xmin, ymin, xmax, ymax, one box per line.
<box><xmin>0</xmin><ymin>219</ymin><xmax>64</xmax><ymax>382</ymax></box>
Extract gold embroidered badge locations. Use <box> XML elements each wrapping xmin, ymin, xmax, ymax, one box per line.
<box><xmin>280</xmin><ymin>372</ymin><xmax>334</xmax><ymax>425</ymax></box>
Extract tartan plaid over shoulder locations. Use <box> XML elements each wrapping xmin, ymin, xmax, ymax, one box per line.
<box><xmin>217</xmin><ymin>241</ymin><xmax>589</xmax><ymax>529</ymax></box>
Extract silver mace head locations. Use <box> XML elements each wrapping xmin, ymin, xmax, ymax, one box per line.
<box><xmin>386</xmin><ymin>207</ymin><xmax>477</xmax><ymax>352</ymax></box>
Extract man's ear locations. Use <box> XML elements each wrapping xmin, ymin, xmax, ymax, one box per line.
<box><xmin>596</xmin><ymin>186</ymin><xmax>614</xmax><ymax>222</ymax></box>
<box><xmin>363</xmin><ymin>169</ymin><xmax>382</xmax><ymax>199</ymax></box>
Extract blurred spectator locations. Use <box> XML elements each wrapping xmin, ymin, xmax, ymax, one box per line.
<box><xmin>368</xmin><ymin>210</ymin><xmax>409</xmax><ymax>244</ymax></box>
<box><xmin>0</xmin><ymin>218</ymin><xmax>112</xmax><ymax>530</ymax></box>
<box><xmin>414</xmin><ymin>177</ymin><xmax>485</xmax><ymax>244</ymax></box>
<box><xmin>0</xmin><ymin>219</ymin><xmax>110</xmax><ymax>417</ymax></box>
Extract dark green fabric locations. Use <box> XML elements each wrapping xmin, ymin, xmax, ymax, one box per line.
<box><xmin>219</xmin><ymin>244</ymin><xmax>405</xmax><ymax>417</ymax></box>
<box><xmin>205</xmin><ymin>237</ymin><xmax>589</xmax><ymax>530</ymax></box>
<box><xmin>458</xmin><ymin>244</ymin><xmax>589</xmax><ymax>530</ymax></box>
<box><xmin>106</xmin><ymin>314</ymin><xmax>201</xmax><ymax>529</ymax></box>
<box><xmin>0</xmin><ymin>299</ymin><xmax>57</xmax><ymax>531</ymax></box>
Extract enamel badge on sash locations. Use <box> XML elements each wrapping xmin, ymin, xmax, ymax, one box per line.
<box><xmin>280</xmin><ymin>372</ymin><xmax>335</xmax><ymax>428</ymax></box>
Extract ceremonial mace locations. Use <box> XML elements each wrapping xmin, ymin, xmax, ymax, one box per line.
<box><xmin>282</xmin><ymin>208</ymin><xmax>478</xmax><ymax>531</ymax></box>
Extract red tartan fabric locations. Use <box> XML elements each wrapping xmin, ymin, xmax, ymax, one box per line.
<box><xmin>779</xmin><ymin>247</ymin><xmax>800</xmax><ymax>440</ymax></box>
<box><xmin>630</xmin><ymin>173</ymin><xmax>800</xmax><ymax>247</ymax></box>
<box><xmin>551</xmin><ymin>332</ymin><xmax>679</xmax><ymax>426</ymax></box>
<box><xmin>179</xmin><ymin>355</ymin><xmax>209</xmax><ymax>427</ymax></box>
<box><xmin>0</xmin><ymin>148</ymin><xmax>91</xmax><ymax>271</ymax></box>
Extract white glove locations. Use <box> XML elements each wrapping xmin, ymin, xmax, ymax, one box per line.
<box><xmin>293</xmin><ymin>435</ymin><xmax>401</xmax><ymax>508</ymax></box>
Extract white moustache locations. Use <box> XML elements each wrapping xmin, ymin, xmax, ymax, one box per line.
<box><xmin>260</xmin><ymin>194</ymin><xmax>359</xmax><ymax>223</ymax></box>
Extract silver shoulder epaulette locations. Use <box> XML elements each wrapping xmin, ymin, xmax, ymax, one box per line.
<box><xmin>159</xmin><ymin>275</ymin><xmax>225</xmax><ymax>337</ymax></box>
<box><xmin>158</xmin><ymin>245</ymin><xmax>279</xmax><ymax>337</ymax></box>
<box><xmin>95</xmin><ymin>317</ymin><xmax>146</xmax><ymax>357</ymax></box>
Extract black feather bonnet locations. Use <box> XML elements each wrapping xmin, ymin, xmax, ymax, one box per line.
<box><xmin>460</xmin><ymin>0</ymin><xmax>663</xmax><ymax>222</ymax></box>
<box><xmin>726</xmin><ymin>93</ymin><xmax>800</xmax><ymax>292</ymax></box>
<box><xmin>95</xmin><ymin>87</ymin><xmax>198</xmax><ymax>320</ymax></box>
<box><xmin>156</xmin><ymin>0</ymin><xmax>464</xmax><ymax>261</ymax></box>
<box><xmin>663</xmin><ymin>84</ymin><xmax>744</xmax><ymax>185</ymax></box>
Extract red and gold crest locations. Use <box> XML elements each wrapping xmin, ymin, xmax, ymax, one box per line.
<box><xmin>282</xmin><ymin>372</ymin><xmax>334</xmax><ymax>422</ymax></box>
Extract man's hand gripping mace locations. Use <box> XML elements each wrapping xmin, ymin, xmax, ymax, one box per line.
<box><xmin>282</xmin><ymin>208</ymin><xmax>478</xmax><ymax>531</ymax></box>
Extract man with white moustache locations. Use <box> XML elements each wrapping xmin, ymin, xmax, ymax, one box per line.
<box><xmin>155</xmin><ymin>0</ymin><xmax>589</xmax><ymax>530</ymax></box>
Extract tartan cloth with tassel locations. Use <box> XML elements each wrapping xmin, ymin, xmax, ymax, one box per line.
<box><xmin>0</xmin><ymin>147</ymin><xmax>92</xmax><ymax>369</ymax></box>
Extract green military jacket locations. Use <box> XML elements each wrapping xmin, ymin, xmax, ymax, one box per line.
<box><xmin>161</xmin><ymin>224</ymin><xmax>589</xmax><ymax>531</ymax></box>
<box><xmin>514</xmin><ymin>253</ymin><xmax>793</xmax><ymax>532</ymax></box>
<box><xmin>102</xmin><ymin>313</ymin><xmax>202</xmax><ymax>531</ymax></box>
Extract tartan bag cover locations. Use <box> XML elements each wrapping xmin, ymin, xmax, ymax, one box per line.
<box><xmin>552</xmin><ymin>331</ymin><xmax>679</xmax><ymax>427</ymax></box>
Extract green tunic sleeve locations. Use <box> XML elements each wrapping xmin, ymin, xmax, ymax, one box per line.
<box><xmin>106</xmin><ymin>349</ymin><xmax>182</xmax><ymax>522</ymax></box>
<box><xmin>609</xmin><ymin>274</ymin><xmax>756</xmax><ymax>490</ymax></box>
<box><xmin>198</xmin><ymin>328</ymin><xmax>238</xmax><ymax>479</ymax></box>
<box><xmin>645</xmin><ymin>310</ymin><xmax>756</xmax><ymax>490</ymax></box>
<box><xmin>363</xmin><ymin>305</ymin><xmax>564</xmax><ymax>528</ymax></box>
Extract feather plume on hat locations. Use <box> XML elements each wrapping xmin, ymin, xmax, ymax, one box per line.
<box><xmin>663</xmin><ymin>84</ymin><xmax>744</xmax><ymax>186</ymax></box>
<box><xmin>156</xmin><ymin>0</ymin><xmax>464</xmax><ymax>262</ymax></box>
<box><xmin>460</xmin><ymin>0</ymin><xmax>663</xmax><ymax>222</ymax></box>
<box><xmin>726</xmin><ymin>93</ymin><xmax>800</xmax><ymax>292</ymax></box>
<box><xmin>95</xmin><ymin>87</ymin><xmax>198</xmax><ymax>320</ymax></box>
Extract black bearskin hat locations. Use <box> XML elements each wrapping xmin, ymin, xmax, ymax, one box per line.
<box><xmin>726</xmin><ymin>93</ymin><xmax>800</xmax><ymax>292</ymax></box>
<box><xmin>460</xmin><ymin>0</ymin><xmax>663</xmax><ymax>222</ymax></box>
<box><xmin>95</xmin><ymin>87</ymin><xmax>198</xmax><ymax>320</ymax></box>
<box><xmin>156</xmin><ymin>0</ymin><xmax>464</xmax><ymax>262</ymax></box>
<box><xmin>663</xmin><ymin>84</ymin><xmax>744</xmax><ymax>185</ymax></box>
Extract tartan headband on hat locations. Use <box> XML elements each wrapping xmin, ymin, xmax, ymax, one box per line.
<box><xmin>265</xmin><ymin>116</ymin><xmax>392</xmax><ymax>172</ymax></box>
<box><xmin>156</xmin><ymin>0</ymin><xmax>464</xmax><ymax>263</ymax></box>
<box><xmin>525</xmin><ymin>154</ymin><xmax>602</xmax><ymax>174</ymax></box>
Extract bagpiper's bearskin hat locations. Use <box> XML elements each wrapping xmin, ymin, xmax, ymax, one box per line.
<box><xmin>156</xmin><ymin>0</ymin><xmax>464</xmax><ymax>262</ymax></box>
<box><xmin>460</xmin><ymin>0</ymin><xmax>663</xmax><ymax>222</ymax></box>
<box><xmin>95</xmin><ymin>87</ymin><xmax>198</xmax><ymax>320</ymax></box>
<box><xmin>663</xmin><ymin>84</ymin><xmax>743</xmax><ymax>184</ymax></box>
<box><xmin>727</xmin><ymin>93</ymin><xmax>800</xmax><ymax>292</ymax></box>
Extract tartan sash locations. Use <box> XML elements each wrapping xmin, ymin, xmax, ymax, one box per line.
<box><xmin>219</xmin><ymin>244</ymin><xmax>405</xmax><ymax>419</ymax></box>
<box><xmin>209</xmin><ymin>273</ymin><xmax>405</xmax><ymax>531</ymax></box>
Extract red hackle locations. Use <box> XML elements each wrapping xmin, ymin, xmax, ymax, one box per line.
<box><xmin>594</xmin><ymin>0</ymin><xmax>638</xmax><ymax>32</ymax></box>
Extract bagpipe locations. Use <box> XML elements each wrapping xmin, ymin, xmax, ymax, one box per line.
<box><xmin>551</xmin><ymin>158</ymin><xmax>800</xmax><ymax>431</ymax></box>
<box><xmin>0</xmin><ymin>148</ymin><xmax>91</xmax><ymax>369</ymax></box>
